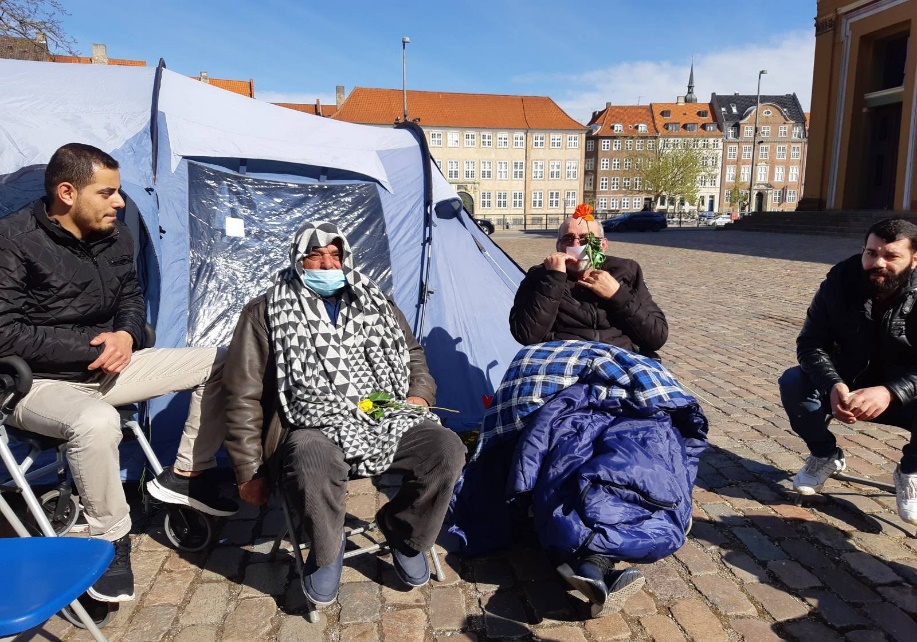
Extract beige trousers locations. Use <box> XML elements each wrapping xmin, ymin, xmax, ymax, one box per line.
<box><xmin>10</xmin><ymin>347</ymin><xmax>227</xmax><ymax>541</ymax></box>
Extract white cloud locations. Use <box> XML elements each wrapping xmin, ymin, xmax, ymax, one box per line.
<box><xmin>526</xmin><ymin>30</ymin><xmax>814</xmax><ymax>124</ymax></box>
<box><xmin>257</xmin><ymin>90</ymin><xmax>338</xmax><ymax>107</ymax></box>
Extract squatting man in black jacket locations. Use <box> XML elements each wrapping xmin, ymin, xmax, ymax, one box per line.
<box><xmin>0</xmin><ymin>144</ymin><xmax>237</xmax><ymax>603</ymax></box>
<box><xmin>509</xmin><ymin>208</ymin><xmax>668</xmax><ymax>611</ymax></box>
<box><xmin>779</xmin><ymin>218</ymin><xmax>917</xmax><ymax>525</ymax></box>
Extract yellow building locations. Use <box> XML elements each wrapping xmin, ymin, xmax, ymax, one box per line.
<box><xmin>804</xmin><ymin>0</ymin><xmax>917</xmax><ymax>211</ymax></box>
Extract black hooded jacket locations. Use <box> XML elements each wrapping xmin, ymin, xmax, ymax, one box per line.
<box><xmin>797</xmin><ymin>253</ymin><xmax>917</xmax><ymax>403</ymax></box>
<box><xmin>0</xmin><ymin>198</ymin><xmax>146</xmax><ymax>380</ymax></box>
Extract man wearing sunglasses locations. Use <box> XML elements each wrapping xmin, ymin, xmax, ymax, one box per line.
<box><xmin>509</xmin><ymin>209</ymin><xmax>668</xmax><ymax>356</ymax></box>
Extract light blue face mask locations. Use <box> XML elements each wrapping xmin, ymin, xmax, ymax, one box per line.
<box><xmin>301</xmin><ymin>269</ymin><xmax>347</xmax><ymax>297</ymax></box>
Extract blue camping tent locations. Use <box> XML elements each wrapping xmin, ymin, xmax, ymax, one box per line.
<box><xmin>0</xmin><ymin>59</ymin><xmax>524</xmax><ymax>461</ymax></box>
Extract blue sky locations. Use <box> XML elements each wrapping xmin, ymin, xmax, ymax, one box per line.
<box><xmin>64</xmin><ymin>0</ymin><xmax>816</xmax><ymax>123</ymax></box>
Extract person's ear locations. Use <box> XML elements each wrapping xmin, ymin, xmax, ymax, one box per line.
<box><xmin>56</xmin><ymin>182</ymin><xmax>77</xmax><ymax>207</ymax></box>
<box><xmin>600</xmin><ymin>236</ymin><xmax>608</xmax><ymax>251</ymax></box>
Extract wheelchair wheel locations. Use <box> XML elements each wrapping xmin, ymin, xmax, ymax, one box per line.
<box><xmin>164</xmin><ymin>506</ymin><xmax>213</xmax><ymax>552</ymax></box>
<box><xmin>60</xmin><ymin>593</ymin><xmax>115</xmax><ymax>629</ymax></box>
<box><xmin>24</xmin><ymin>489</ymin><xmax>80</xmax><ymax>536</ymax></box>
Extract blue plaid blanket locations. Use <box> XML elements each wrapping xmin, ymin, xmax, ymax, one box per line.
<box><xmin>477</xmin><ymin>341</ymin><xmax>693</xmax><ymax>455</ymax></box>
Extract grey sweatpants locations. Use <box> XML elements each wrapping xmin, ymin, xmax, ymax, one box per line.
<box><xmin>282</xmin><ymin>420</ymin><xmax>466</xmax><ymax>566</ymax></box>
<box><xmin>10</xmin><ymin>347</ymin><xmax>227</xmax><ymax>541</ymax></box>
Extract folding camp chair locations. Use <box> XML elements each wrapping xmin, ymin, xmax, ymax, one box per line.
<box><xmin>271</xmin><ymin>476</ymin><xmax>446</xmax><ymax>623</ymax></box>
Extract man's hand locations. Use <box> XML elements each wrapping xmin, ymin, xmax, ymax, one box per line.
<box><xmin>577</xmin><ymin>269</ymin><xmax>621</xmax><ymax>299</ymax></box>
<box><xmin>407</xmin><ymin>396</ymin><xmax>429</xmax><ymax>408</ymax></box>
<box><xmin>846</xmin><ymin>386</ymin><xmax>893</xmax><ymax>422</ymax></box>
<box><xmin>544</xmin><ymin>253</ymin><xmax>576</xmax><ymax>273</ymax></box>
<box><xmin>88</xmin><ymin>330</ymin><xmax>134</xmax><ymax>374</ymax></box>
<box><xmin>829</xmin><ymin>382</ymin><xmax>856</xmax><ymax>424</ymax></box>
<box><xmin>239</xmin><ymin>478</ymin><xmax>270</xmax><ymax>506</ymax></box>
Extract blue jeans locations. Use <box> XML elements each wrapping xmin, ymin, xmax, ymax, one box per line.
<box><xmin>778</xmin><ymin>366</ymin><xmax>917</xmax><ymax>474</ymax></box>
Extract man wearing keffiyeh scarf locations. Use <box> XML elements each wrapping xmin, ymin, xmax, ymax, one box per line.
<box><xmin>222</xmin><ymin>221</ymin><xmax>465</xmax><ymax>606</ymax></box>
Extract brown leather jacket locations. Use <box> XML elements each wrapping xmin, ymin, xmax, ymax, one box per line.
<box><xmin>222</xmin><ymin>293</ymin><xmax>437</xmax><ymax>485</ymax></box>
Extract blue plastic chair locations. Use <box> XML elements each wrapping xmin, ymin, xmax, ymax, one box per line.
<box><xmin>0</xmin><ymin>537</ymin><xmax>113</xmax><ymax>638</ymax></box>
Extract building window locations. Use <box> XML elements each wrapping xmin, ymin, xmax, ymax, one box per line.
<box><xmin>740</xmin><ymin>165</ymin><xmax>750</xmax><ymax>181</ymax></box>
<box><xmin>792</xmin><ymin>124</ymin><xmax>804</xmax><ymax>138</ymax></box>
<box><xmin>566</xmin><ymin>160</ymin><xmax>578</xmax><ymax>179</ymax></box>
<box><xmin>609</xmin><ymin>197</ymin><xmax>619</xmax><ymax>209</ymax></box>
<box><xmin>435</xmin><ymin>159</ymin><xmax>442</xmax><ymax>171</ymax></box>
<box><xmin>727</xmin><ymin>125</ymin><xmax>739</xmax><ymax>139</ymax></box>
<box><xmin>787</xmin><ymin>190</ymin><xmax>797</xmax><ymax>203</ymax></box>
<box><xmin>757</xmin><ymin>165</ymin><xmax>768</xmax><ymax>181</ymax></box>
<box><xmin>496</xmin><ymin>191</ymin><xmax>508</xmax><ymax>208</ymax></box>
<box><xmin>448</xmin><ymin>132</ymin><xmax>459</xmax><ymax>147</ymax></box>
<box><xmin>533</xmin><ymin>134</ymin><xmax>545</xmax><ymax>148</ymax></box>
<box><xmin>480</xmin><ymin>191</ymin><xmax>492</xmax><ymax>208</ymax></box>
<box><xmin>586</xmin><ymin>139</ymin><xmax>595</xmax><ymax>151</ymax></box>
<box><xmin>666</xmin><ymin>123</ymin><xmax>679</xmax><ymax>132</ymax></box>
<box><xmin>709</xmin><ymin>175</ymin><xmax>717</xmax><ymax>187</ymax></box>
<box><xmin>514</xmin><ymin>133</ymin><xmax>525</xmax><ymax>148</ymax></box>
<box><xmin>759</xmin><ymin>145</ymin><xmax>769</xmax><ymax>160</ymax></box>
<box><xmin>760</xmin><ymin>126</ymin><xmax>770</xmax><ymax>138</ymax></box>
<box><xmin>698</xmin><ymin>175</ymin><xmax>707</xmax><ymax>187</ymax></box>
<box><xmin>598</xmin><ymin>197</ymin><xmax>608</xmax><ymax>210</ymax></box>
<box><xmin>532</xmin><ymin>161</ymin><xmax>544</xmax><ymax>179</ymax></box>
<box><xmin>613</xmin><ymin>124</ymin><xmax>623</xmax><ymax>133</ymax></box>
<box><xmin>601</xmin><ymin>139</ymin><xmax>611</xmax><ymax>151</ymax></box>
<box><xmin>791</xmin><ymin>145</ymin><xmax>801</xmax><ymax>159</ymax></box>
<box><xmin>497</xmin><ymin>161</ymin><xmax>508</xmax><ymax>180</ymax></box>
<box><xmin>625</xmin><ymin>140</ymin><xmax>633</xmax><ymax>150</ymax></box>
<box><xmin>789</xmin><ymin>166</ymin><xmax>799</xmax><ymax>182</ymax></box>
<box><xmin>464</xmin><ymin>132</ymin><xmax>476</xmax><ymax>147</ymax></box>
<box><xmin>744</xmin><ymin>125</ymin><xmax>753</xmax><ymax>138</ymax></box>
<box><xmin>585</xmin><ymin>158</ymin><xmax>595</xmax><ymax>170</ymax></box>
<box><xmin>447</xmin><ymin>160</ymin><xmax>459</xmax><ymax>179</ymax></box>
<box><xmin>549</xmin><ymin>134</ymin><xmax>562</xmax><ymax>149</ymax></box>
<box><xmin>548</xmin><ymin>191</ymin><xmax>560</xmax><ymax>208</ymax></box>
<box><xmin>638</xmin><ymin>124</ymin><xmax>648</xmax><ymax>133</ymax></box>
<box><xmin>481</xmin><ymin>160</ymin><xmax>493</xmax><ymax>179</ymax></box>
<box><xmin>549</xmin><ymin>161</ymin><xmax>561</xmax><ymax>179</ymax></box>
<box><xmin>567</xmin><ymin>135</ymin><xmax>579</xmax><ymax>148</ymax></box>
<box><xmin>772</xmin><ymin>190</ymin><xmax>782</xmax><ymax>204</ymax></box>
<box><xmin>532</xmin><ymin>191</ymin><xmax>544</xmax><ymax>208</ymax></box>
<box><xmin>635</xmin><ymin>139</ymin><xmax>644</xmax><ymax>150</ymax></box>
<box><xmin>611</xmin><ymin>158</ymin><xmax>620</xmax><ymax>170</ymax></box>
<box><xmin>585</xmin><ymin>175</ymin><xmax>594</xmax><ymax>190</ymax></box>
<box><xmin>599</xmin><ymin>177</ymin><xmax>608</xmax><ymax>191</ymax></box>
<box><xmin>497</xmin><ymin>132</ymin><xmax>509</xmax><ymax>148</ymax></box>
<box><xmin>430</xmin><ymin>131</ymin><xmax>442</xmax><ymax>147</ymax></box>
<box><xmin>779</xmin><ymin>125</ymin><xmax>788</xmax><ymax>137</ymax></box>
<box><xmin>481</xmin><ymin>132</ymin><xmax>493</xmax><ymax>148</ymax></box>
<box><xmin>776</xmin><ymin>145</ymin><xmax>787</xmax><ymax>160</ymax></box>
<box><xmin>512</xmin><ymin>191</ymin><xmax>523</xmax><ymax>209</ymax></box>
<box><xmin>686</xmin><ymin>123</ymin><xmax>698</xmax><ymax>132</ymax></box>
<box><xmin>647</xmin><ymin>140</ymin><xmax>655</xmax><ymax>150</ymax></box>
<box><xmin>726</xmin><ymin>166</ymin><xmax>736</xmax><ymax>182</ymax></box>
<box><xmin>624</xmin><ymin>158</ymin><xmax>633</xmax><ymax>170</ymax></box>
<box><xmin>464</xmin><ymin>160</ymin><xmax>476</xmax><ymax>180</ymax></box>
<box><xmin>774</xmin><ymin>166</ymin><xmax>785</xmax><ymax>182</ymax></box>
<box><xmin>621</xmin><ymin>197</ymin><xmax>630</xmax><ymax>209</ymax></box>
<box><xmin>613</xmin><ymin>140</ymin><xmax>622</xmax><ymax>151</ymax></box>
<box><xmin>634</xmin><ymin>177</ymin><xmax>641</xmax><ymax>190</ymax></box>
<box><xmin>513</xmin><ymin>161</ymin><xmax>524</xmax><ymax>180</ymax></box>
<box><xmin>611</xmin><ymin>177</ymin><xmax>620</xmax><ymax>190</ymax></box>
<box><xmin>742</xmin><ymin>145</ymin><xmax>752</xmax><ymax>160</ymax></box>
<box><xmin>565</xmin><ymin>191</ymin><xmax>577</xmax><ymax>207</ymax></box>
<box><xmin>623</xmin><ymin>178</ymin><xmax>631</xmax><ymax>189</ymax></box>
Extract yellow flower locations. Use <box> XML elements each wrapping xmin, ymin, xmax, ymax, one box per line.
<box><xmin>358</xmin><ymin>399</ymin><xmax>374</xmax><ymax>413</ymax></box>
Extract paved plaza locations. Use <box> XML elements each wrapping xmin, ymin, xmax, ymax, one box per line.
<box><xmin>17</xmin><ymin>229</ymin><xmax>917</xmax><ymax>641</ymax></box>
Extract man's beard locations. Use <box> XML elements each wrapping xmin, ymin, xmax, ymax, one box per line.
<box><xmin>864</xmin><ymin>263</ymin><xmax>915</xmax><ymax>297</ymax></box>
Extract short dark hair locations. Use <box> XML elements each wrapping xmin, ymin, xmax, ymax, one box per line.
<box><xmin>865</xmin><ymin>218</ymin><xmax>917</xmax><ymax>252</ymax></box>
<box><xmin>44</xmin><ymin>143</ymin><xmax>119</xmax><ymax>201</ymax></box>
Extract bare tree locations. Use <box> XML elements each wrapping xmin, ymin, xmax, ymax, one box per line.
<box><xmin>0</xmin><ymin>0</ymin><xmax>77</xmax><ymax>56</ymax></box>
<box><xmin>628</xmin><ymin>144</ymin><xmax>712</xmax><ymax>213</ymax></box>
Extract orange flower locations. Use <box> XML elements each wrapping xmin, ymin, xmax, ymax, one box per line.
<box><xmin>573</xmin><ymin>203</ymin><xmax>594</xmax><ymax>221</ymax></box>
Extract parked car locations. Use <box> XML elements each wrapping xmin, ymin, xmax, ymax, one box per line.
<box><xmin>602</xmin><ymin>211</ymin><xmax>667</xmax><ymax>233</ymax></box>
<box><xmin>712</xmin><ymin>214</ymin><xmax>733</xmax><ymax>227</ymax></box>
<box><xmin>698</xmin><ymin>212</ymin><xmax>716</xmax><ymax>226</ymax></box>
<box><xmin>474</xmin><ymin>218</ymin><xmax>495</xmax><ymax>235</ymax></box>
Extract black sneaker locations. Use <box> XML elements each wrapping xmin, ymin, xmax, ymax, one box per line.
<box><xmin>147</xmin><ymin>467</ymin><xmax>238</xmax><ymax>517</ymax></box>
<box><xmin>88</xmin><ymin>535</ymin><xmax>135</xmax><ymax>602</ymax></box>
<box><xmin>594</xmin><ymin>568</ymin><xmax>645</xmax><ymax>617</ymax></box>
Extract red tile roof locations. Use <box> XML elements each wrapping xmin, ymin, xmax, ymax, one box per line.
<box><xmin>49</xmin><ymin>54</ymin><xmax>146</xmax><ymax>66</ymax></box>
<box><xmin>333</xmin><ymin>87</ymin><xmax>585</xmax><ymax>130</ymax></box>
<box><xmin>191</xmin><ymin>76</ymin><xmax>255</xmax><ymax>98</ymax></box>
<box><xmin>651</xmin><ymin>102</ymin><xmax>719</xmax><ymax>137</ymax></box>
<box><xmin>274</xmin><ymin>102</ymin><xmax>337</xmax><ymax>117</ymax></box>
<box><xmin>588</xmin><ymin>105</ymin><xmax>657</xmax><ymax>136</ymax></box>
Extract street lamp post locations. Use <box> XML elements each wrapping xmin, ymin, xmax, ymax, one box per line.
<box><xmin>402</xmin><ymin>37</ymin><xmax>410</xmax><ymax>121</ymax></box>
<box><xmin>747</xmin><ymin>69</ymin><xmax>767</xmax><ymax>214</ymax></box>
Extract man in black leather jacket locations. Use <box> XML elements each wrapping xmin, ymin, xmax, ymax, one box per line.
<box><xmin>0</xmin><ymin>143</ymin><xmax>236</xmax><ymax>603</ymax></box>
<box><xmin>779</xmin><ymin>218</ymin><xmax>917</xmax><ymax>525</ymax></box>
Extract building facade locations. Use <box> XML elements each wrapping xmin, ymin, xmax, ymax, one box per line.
<box><xmin>711</xmin><ymin>93</ymin><xmax>809</xmax><ymax>213</ymax></box>
<box><xmin>333</xmin><ymin>88</ymin><xmax>586</xmax><ymax>227</ymax></box>
<box><xmin>804</xmin><ymin>0</ymin><xmax>916</xmax><ymax>211</ymax></box>
<box><xmin>584</xmin><ymin>104</ymin><xmax>658</xmax><ymax>214</ymax></box>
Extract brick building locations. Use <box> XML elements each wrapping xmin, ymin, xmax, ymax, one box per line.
<box><xmin>333</xmin><ymin>88</ymin><xmax>586</xmax><ymax>227</ymax></box>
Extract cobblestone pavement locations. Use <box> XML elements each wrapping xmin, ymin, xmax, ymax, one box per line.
<box><xmin>19</xmin><ymin>229</ymin><xmax>917</xmax><ymax>641</ymax></box>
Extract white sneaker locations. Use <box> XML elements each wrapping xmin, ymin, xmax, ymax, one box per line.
<box><xmin>793</xmin><ymin>449</ymin><xmax>846</xmax><ymax>495</ymax></box>
<box><xmin>893</xmin><ymin>466</ymin><xmax>917</xmax><ymax>525</ymax></box>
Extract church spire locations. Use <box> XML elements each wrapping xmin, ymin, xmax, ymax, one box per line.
<box><xmin>685</xmin><ymin>57</ymin><xmax>697</xmax><ymax>104</ymax></box>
